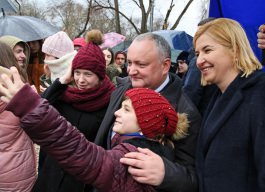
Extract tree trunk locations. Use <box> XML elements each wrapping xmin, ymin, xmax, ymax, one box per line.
<box><xmin>163</xmin><ymin>0</ymin><xmax>174</xmax><ymax>30</ymax></box>
<box><xmin>114</xmin><ymin>0</ymin><xmax>121</xmax><ymax>34</ymax></box>
<box><xmin>76</xmin><ymin>0</ymin><xmax>92</xmax><ymax>38</ymax></box>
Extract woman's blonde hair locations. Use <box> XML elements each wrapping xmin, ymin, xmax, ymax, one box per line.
<box><xmin>193</xmin><ymin>18</ymin><xmax>262</xmax><ymax>86</ymax></box>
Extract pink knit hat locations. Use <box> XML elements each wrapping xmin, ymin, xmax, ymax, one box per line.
<box><xmin>42</xmin><ymin>31</ymin><xmax>74</xmax><ymax>58</ymax></box>
<box><xmin>125</xmin><ymin>88</ymin><xmax>189</xmax><ymax>140</ymax></box>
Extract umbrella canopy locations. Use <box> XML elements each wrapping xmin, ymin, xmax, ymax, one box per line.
<box><xmin>0</xmin><ymin>0</ymin><xmax>17</xmax><ymax>14</ymax></box>
<box><xmin>100</xmin><ymin>32</ymin><xmax>126</xmax><ymax>49</ymax></box>
<box><xmin>112</xmin><ymin>40</ymin><xmax>132</xmax><ymax>54</ymax></box>
<box><xmin>153</xmin><ymin>30</ymin><xmax>193</xmax><ymax>51</ymax></box>
<box><xmin>0</xmin><ymin>15</ymin><xmax>60</xmax><ymax>42</ymax></box>
<box><xmin>171</xmin><ymin>49</ymin><xmax>182</xmax><ymax>64</ymax></box>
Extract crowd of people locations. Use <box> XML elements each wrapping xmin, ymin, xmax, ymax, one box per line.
<box><xmin>0</xmin><ymin>18</ymin><xmax>264</xmax><ymax>192</ymax></box>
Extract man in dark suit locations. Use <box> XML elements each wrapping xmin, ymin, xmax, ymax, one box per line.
<box><xmin>95</xmin><ymin>32</ymin><xmax>201</xmax><ymax>192</ymax></box>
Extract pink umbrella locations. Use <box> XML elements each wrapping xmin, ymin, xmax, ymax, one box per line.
<box><xmin>100</xmin><ymin>32</ymin><xmax>126</xmax><ymax>48</ymax></box>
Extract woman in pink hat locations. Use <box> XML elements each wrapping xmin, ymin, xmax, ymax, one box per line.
<box><xmin>39</xmin><ymin>31</ymin><xmax>77</xmax><ymax>93</ymax></box>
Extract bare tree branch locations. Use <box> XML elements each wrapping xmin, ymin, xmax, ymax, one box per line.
<box><xmin>75</xmin><ymin>0</ymin><xmax>93</xmax><ymax>37</ymax></box>
<box><xmin>146</xmin><ymin>0</ymin><xmax>152</xmax><ymax>15</ymax></box>
<box><xmin>94</xmin><ymin>0</ymin><xmax>140</xmax><ymax>34</ymax></box>
<box><xmin>52</xmin><ymin>6</ymin><xmax>66</xmax><ymax>26</ymax></box>
<box><xmin>170</xmin><ymin>0</ymin><xmax>194</xmax><ymax>30</ymax></box>
<box><xmin>162</xmin><ymin>0</ymin><xmax>174</xmax><ymax>30</ymax></box>
<box><xmin>139</xmin><ymin>0</ymin><xmax>148</xmax><ymax>32</ymax></box>
<box><xmin>132</xmin><ymin>0</ymin><xmax>140</xmax><ymax>8</ymax></box>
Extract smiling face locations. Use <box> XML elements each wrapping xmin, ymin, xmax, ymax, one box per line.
<box><xmin>113</xmin><ymin>99</ymin><xmax>140</xmax><ymax>134</ymax></box>
<box><xmin>195</xmin><ymin>33</ymin><xmax>239</xmax><ymax>92</ymax></box>
<box><xmin>73</xmin><ymin>69</ymin><xmax>100</xmax><ymax>90</ymax></box>
<box><xmin>127</xmin><ymin>39</ymin><xmax>170</xmax><ymax>89</ymax></box>
<box><xmin>13</xmin><ymin>44</ymin><xmax>26</xmax><ymax>69</ymax></box>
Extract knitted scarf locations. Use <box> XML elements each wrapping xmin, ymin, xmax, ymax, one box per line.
<box><xmin>44</xmin><ymin>51</ymin><xmax>77</xmax><ymax>82</ymax></box>
<box><xmin>60</xmin><ymin>76</ymin><xmax>115</xmax><ymax>112</ymax></box>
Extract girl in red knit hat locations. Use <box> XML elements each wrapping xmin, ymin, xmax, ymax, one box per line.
<box><xmin>0</xmin><ymin>67</ymin><xmax>189</xmax><ymax>191</ymax></box>
<box><xmin>112</xmin><ymin>88</ymin><xmax>189</xmax><ymax>148</ymax></box>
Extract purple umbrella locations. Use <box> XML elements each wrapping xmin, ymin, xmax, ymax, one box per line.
<box><xmin>100</xmin><ymin>32</ymin><xmax>126</xmax><ymax>49</ymax></box>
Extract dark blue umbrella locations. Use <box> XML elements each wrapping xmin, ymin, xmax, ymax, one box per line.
<box><xmin>112</xmin><ymin>40</ymin><xmax>132</xmax><ymax>54</ymax></box>
<box><xmin>0</xmin><ymin>15</ymin><xmax>60</xmax><ymax>41</ymax></box>
<box><xmin>153</xmin><ymin>30</ymin><xmax>193</xmax><ymax>51</ymax></box>
<box><xmin>171</xmin><ymin>49</ymin><xmax>182</xmax><ymax>64</ymax></box>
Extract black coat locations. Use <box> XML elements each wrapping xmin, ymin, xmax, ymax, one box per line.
<box><xmin>196</xmin><ymin>71</ymin><xmax>265</xmax><ymax>192</ymax></box>
<box><xmin>94</xmin><ymin>73</ymin><xmax>202</xmax><ymax>192</ymax></box>
<box><xmin>33</xmin><ymin>79</ymin><xmax>107</xmax><ymax>192</ymax></box>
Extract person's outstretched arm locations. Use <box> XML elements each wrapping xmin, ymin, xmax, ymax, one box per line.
<box><xmin>0</xmin><ymin>67</ymin><xmax>143</xmax><ymax>192</ymax></box>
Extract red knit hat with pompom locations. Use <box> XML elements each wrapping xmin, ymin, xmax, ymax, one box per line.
<box><xmin>72</xmin><ymin>30</ymin><xmax>106</xmax><ymax>79</ymax></box>
<box><xmin>125</xmin><ymin>88</ymin><xmax>179</xmax><ymax>139</ymax></box>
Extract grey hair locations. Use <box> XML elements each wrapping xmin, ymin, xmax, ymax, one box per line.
<box><xmin>133</xmin><ymin>32</ymin><xmax>171</xmax><ymax>62</ymax></box>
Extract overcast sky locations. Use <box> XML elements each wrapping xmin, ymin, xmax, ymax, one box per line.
<box><xmin>35</xmin><ymin>0</ymin><xmax>209</xmax><ymax>36</ymax></box>
<box><xmin>84</xmin><ymin>0</ymin><xmax>209</xmax><ymax>36</ymax></box>
<box><xmin>150</xmin><ymin>0</ymin><xmax>208</xmax><ymax>36</ymax></box>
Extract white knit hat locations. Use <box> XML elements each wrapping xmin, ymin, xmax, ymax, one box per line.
<box><xmin>42</xmin><ymin>31</ymin><xmax>74</xmax><ymax>58</ymax></box>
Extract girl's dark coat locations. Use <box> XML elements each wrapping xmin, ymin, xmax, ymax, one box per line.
<box><xmin>6</xmin><ymin>85</ymin><xmax>170</xmax><ymax>192</ymax></box>
<box><xmin>33</xmin><ymin>79</ymin><xmax>107</xmax><ymax>192</ymax></box>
